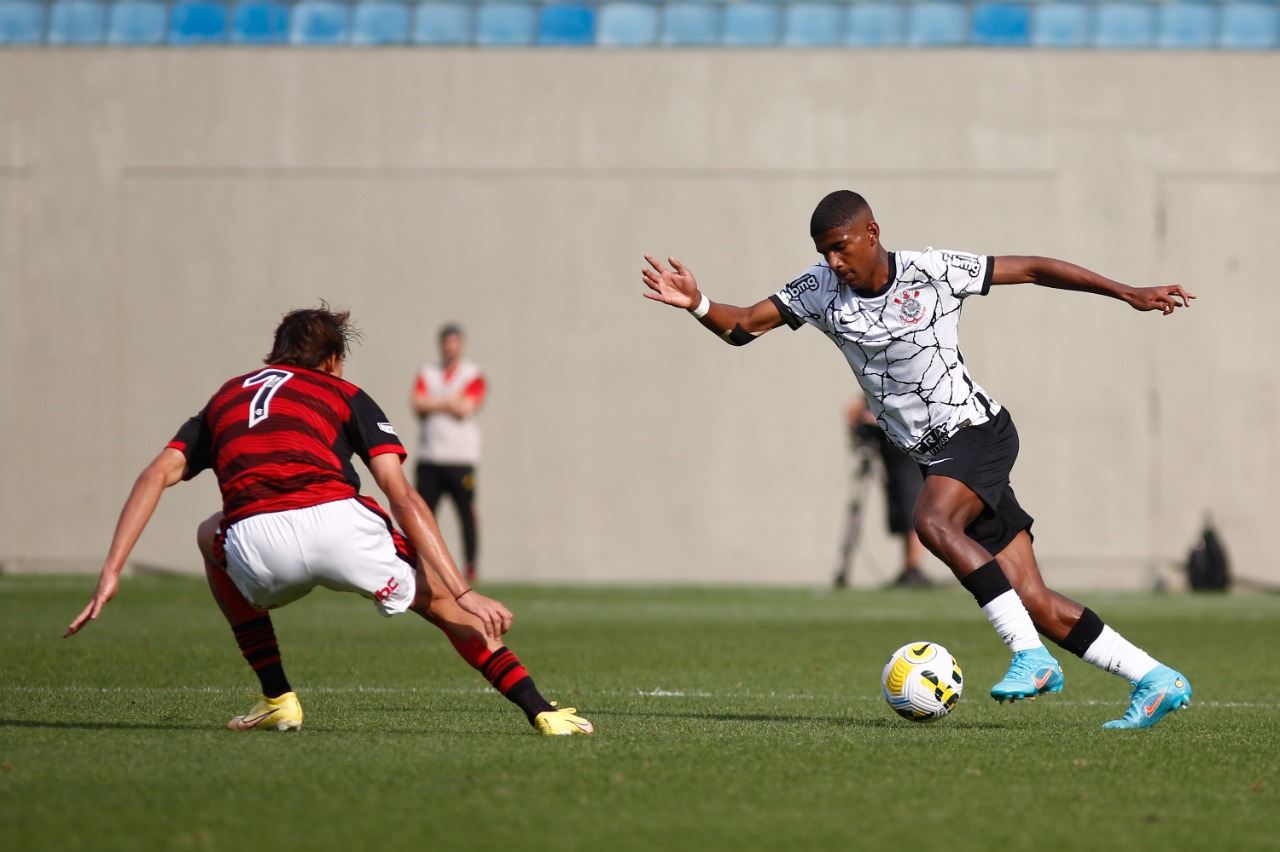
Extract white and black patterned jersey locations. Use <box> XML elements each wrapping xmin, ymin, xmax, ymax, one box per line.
<box><xmin>771</xmin><ymin>249</ymin><xmax>999</xmax><ymax>461</ymax></box>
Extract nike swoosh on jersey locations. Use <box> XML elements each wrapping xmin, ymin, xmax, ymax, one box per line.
<box><xmin>926</xmin><ymin>458</ymin><xmax>954</xmax><ymax>466</ymax></box>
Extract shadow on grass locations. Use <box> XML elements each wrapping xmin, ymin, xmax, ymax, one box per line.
<box><xmin>0</xmin><ymin>718</ymin><xmax>212</xmax><ymax>731</ymax></box>
<box><xmin>0</xmin><ymin>718</ymin><xmax>540</xmax><ymax>739</ymax></box>
<box><xmin>1</xmin><ymin>707</ymin><xmax>1019</xmax><ymax>734</ymax></box>
<box><xmin>590</xmin><ymin>709</ymin><xmax>1016</xmax><ymax>730</ymax></box>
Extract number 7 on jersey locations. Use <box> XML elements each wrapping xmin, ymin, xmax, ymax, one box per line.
<box><xmin>243</xmin><ymin>368</ymin><xmax>294</xmax><ymax>427</ymax></box>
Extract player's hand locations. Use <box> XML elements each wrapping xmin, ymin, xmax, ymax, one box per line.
<box><xmin>64</xmin><ymin>572</ymin><xmax>119</xmax><ymax>638</ymax></box>
<box><xmin>642</xmin><ymin>255</ymin><xmax>700</xmax><ymax>310</ymax></box>
<box><xmin>1127</xmin><ymin>285</ymin><xmax>1196</xmax><ymax>315</ymax></box>
<box><xmin>457</xmin><ymin>590</ymin><xmax>513</xmax><ymax>639</ymax></box>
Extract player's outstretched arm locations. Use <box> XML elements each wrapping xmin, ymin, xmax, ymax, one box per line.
<box><xmin>64</xmin><ymin>448</ymin><xmax>188</xmax><ymax>638</ymax></box>
<box><xmin>991</xmin><ymin>256</ymin><xmax>1196</xmax><ymax>315</ymax></box>
<box><xmin>368</xmin><ymin>453</ymin><xmax>513</xmax><ymax>639</ymax></box>
<box><xmin>641</xmin><ymin>255</ymin><xmax>786</xmax><ymax>344</ymax></box>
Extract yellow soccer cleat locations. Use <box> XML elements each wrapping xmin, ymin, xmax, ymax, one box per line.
<box><xmin>534</xmin><ymin>705</ymin><xmax>594</xmax><ymax>736</ymax></box>
<box><xmin>227</xmin><ymin>691</ymin><xmax>304</xmax><ymax>732</ymax></box>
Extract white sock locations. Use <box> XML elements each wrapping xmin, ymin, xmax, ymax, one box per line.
<box><xmin>1082</xmin><ymin>626</ymin><xmax>1159</xmax><ymax>682</ymax></box>
<box><xmin>981</xmin><ymin>589</ymin><xmax>1043</xmax><ymax>653</ymax></box>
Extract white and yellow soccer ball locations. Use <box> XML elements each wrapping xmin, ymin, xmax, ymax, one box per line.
<box><xmin>881</xmin><ymin>641</ymin><xmax>963</xmax><ymax>722</ymax></box>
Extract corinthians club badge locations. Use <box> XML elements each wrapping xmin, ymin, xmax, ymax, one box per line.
<box><xmin>894</xmin><ymin>290</ymin><xmax>926</xmax><ymax>325</ymax></box>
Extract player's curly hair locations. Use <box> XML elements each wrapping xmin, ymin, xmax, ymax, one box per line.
<box><xmin>265</xmin><ymin>302</ymin><xmax>361</xmax><ymax>369</ymax></box>
<box><xmin>810</xmin><ymin>190</ymin><xmax>872</xmax><ymax>237</ymax></box>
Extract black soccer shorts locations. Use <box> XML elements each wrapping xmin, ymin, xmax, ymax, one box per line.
<box><xmin>918</xmin><ymin>407</ymin><xmax>1034</xmax><ymax>557</ymax></box>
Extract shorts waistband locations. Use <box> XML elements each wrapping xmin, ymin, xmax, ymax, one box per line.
<box><xmin>910</xmin><ymin>419</ymin><xmax>972</xmax><ymax>459</ymax></box>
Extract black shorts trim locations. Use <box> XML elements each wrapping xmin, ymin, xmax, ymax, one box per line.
<box><xmin>963</xmin><ymin>486</ymin><xmax>1033</xmax><ymax>557</ymax></box>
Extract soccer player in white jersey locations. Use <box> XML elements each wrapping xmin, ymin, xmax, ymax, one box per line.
<box><xmin>641</xmin><ymin>190</ymin><xmax>1196</xmax><ymax>730</ymax></box>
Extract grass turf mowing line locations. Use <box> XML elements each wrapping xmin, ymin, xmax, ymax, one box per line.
<box><xmin>1</xmin><ymin>577</ymin><xmax>1277</xmax><ymax>851</ymax></box>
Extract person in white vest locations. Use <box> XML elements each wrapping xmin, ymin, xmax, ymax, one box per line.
<box><xmin>412</xmin><ymin>324</ymin><xmax>485</xmax><ymax>583</ymax></box>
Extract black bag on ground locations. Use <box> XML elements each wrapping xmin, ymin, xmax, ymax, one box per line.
<box><xmin>1186</xmin><ymin>522</ymin><xmax>1230</xmax><ymax>591</ymax></box>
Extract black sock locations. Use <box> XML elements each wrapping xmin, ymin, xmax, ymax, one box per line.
<box><xmin>1054</xmin><ymin>607</ymin><xmax>1105</xmax><ymax>659</ymax></box>
<box><xmin>254</xmin><ymin>662</ymin><xmax>292</xmax><ymax>700</ymax></box>
<box><xmin>506</xmin><ymin>679</ymin><xmax>557</xmax><ymax>726</ymax></box>
<box><xmin>959</xmin><ymin>559</ymin><xmax>1011</xmax><ymax>607</ymax></box>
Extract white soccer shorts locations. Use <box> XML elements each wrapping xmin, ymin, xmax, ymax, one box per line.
<box><xmin>223</xmin><ymin>498</ymin><xmax>417</xmax><ymax>617</ymax></box>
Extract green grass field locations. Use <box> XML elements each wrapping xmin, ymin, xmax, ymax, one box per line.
<box><xmin>2</xmin><ymin>576</ymin><xmax>1277</xmax><ymax>851</ymax></box>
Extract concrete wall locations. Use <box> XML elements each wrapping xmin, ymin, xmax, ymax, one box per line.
<box><xmin>1</xmin><ymin>50</ymin><xmax>1277</xmax><ymax>588</ymax></box>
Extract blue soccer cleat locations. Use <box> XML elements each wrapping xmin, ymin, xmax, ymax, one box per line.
<box><xmin>1103</xmin><ymin>665</ymin><xmax>1192</xmax><ymax>730</ymax></box>
<box><xmin>990</xmin><ymin>646</ymin><xmax>1065</xmax><ymax>703</ymax></box>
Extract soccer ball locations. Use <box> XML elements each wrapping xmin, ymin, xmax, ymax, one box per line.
<box><xmin>881</xmin><ymin>641</ymin><xmax>964</xmax><ymax>722</ymax></box>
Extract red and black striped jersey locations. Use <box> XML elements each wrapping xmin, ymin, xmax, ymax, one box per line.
<box><xmin>167</xmin><ymin>365</ymin><xmax>406</xmax><ymax>526</ymax></box>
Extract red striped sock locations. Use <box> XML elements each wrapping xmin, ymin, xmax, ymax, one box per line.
<box><xmin>480</xmin><ymin>647</ymin><xmax>532</xmax><ymax>694</ymax></box>
<box><xmin>232</xmin><ymin>616</ymin><xmax>291</xmax><ymax>698</ymax></box>
<box><xmin>444</xmin><ymin>635</ymin><xmax>553</xmax><ymax>725</ymax></box>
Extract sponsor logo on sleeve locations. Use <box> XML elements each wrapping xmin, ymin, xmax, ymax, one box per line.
<box><xmin>782</xmin><ymin>273</ymin><xmax>821</xmax><ymax>301</ymax></box>
<box><xmin>941</xmin><ymin>252</ymin><xmax>982</xmax><ymax>278</ymax></box>
<box><xmin>377</xmin><ymin>422</ymin><xmax>397</xmax><ymax>435</ymax></box>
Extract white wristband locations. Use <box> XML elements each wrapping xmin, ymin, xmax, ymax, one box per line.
<box><xmin>689</xmin><ymin>293</ymin><xmax>711</xmax><ymax>319</ymax></box>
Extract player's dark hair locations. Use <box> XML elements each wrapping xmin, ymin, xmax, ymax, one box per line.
<box><xmin>810</xmin><ymin>190</ymin><xmax>872</xmax><ymax>237</ymax></box>
<box><xmin>265</xmin><ymin>303</ymin><xmax>360</xmax><ymax>369</ymax></box>
<box><xmin>438</xmin><ymin>323</ymin><xmax>463</xmax><ymax>341</ymax></box>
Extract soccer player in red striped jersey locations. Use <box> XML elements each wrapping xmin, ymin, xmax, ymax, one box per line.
<box><xmin>65</xmin><ymin>306</ymin><xmax>593</xmax><ymax>736</ymax></box>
